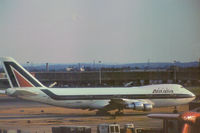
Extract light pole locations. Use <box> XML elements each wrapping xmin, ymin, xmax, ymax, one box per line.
<box><xmin>174</xmin><ymin>60</ymin><xmax>176</xmax><ymax>83</ymax></box>
<box><xmin>26</xmin><ymin>61</ymin><xmax>30</xmax><ymax>71</ymax></box>
<box><xmin>99</xmin><ymin>61</ymin><xmax>102</xmax><ymax>85</ymax></box>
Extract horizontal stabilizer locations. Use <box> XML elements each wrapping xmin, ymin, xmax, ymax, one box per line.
<box><xmin>0</xmin><ymin>90</ymin><xmax>6</xmax><ymax>94</ymax></box>
<box><xmin>10</xmin><ymin>89</ymin><xmax>39</xmax><ymax>96</ymax></box>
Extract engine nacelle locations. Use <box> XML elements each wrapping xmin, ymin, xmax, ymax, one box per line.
<box><xmin>125</xmin><ymin>102</ymin><xmax>144</xmax><ymax>111</ymax></box>
<box><xmin>143</xmin><ymin>104</ymin><xmax>153</xmax><ymax>111</ymax></box>
<box><xmin>125</xmin><ymin>103</ymin><xmax>135</xmax><ymax>109</ymax></box>
<box><xmin>125</xmin><ymin>102</ymin><xmax>153</xmax><ymax>111</ymax></box>
<box><xmin>134</xmin><ymin>102</ymin><xmax>144</xmax><ymax>111</ymax></box>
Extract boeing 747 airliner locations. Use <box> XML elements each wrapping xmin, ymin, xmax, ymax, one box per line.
<box><xmin>0</xmin><ymin>57</ymin><xmax>196</xmax><ymax>115</ymax></box>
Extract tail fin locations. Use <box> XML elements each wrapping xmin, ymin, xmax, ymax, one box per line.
<box><xmin>0</xmin><ymin>57</ymin><xmax>45</xmax><ymax>88</ymax></box>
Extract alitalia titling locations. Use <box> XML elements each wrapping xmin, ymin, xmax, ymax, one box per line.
<box><xmin>152</xmin><ymin>88</ymin><xmax>174</xmax><ymax>94</ymax></box>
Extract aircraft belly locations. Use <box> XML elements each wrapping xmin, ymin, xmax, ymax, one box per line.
<box><xmin>37</xmin><ymin>99</ymin><xmax>105</xmax><ymax>109</ymax></box>
<box><xmin>20</xmin><ymin>93</ymin><xmax>109</xmax><ymax>109</ymax></box>
<box><xmin>87</xmin><ymin>100</ymin><xmax>110</xmax><ymax>109</ymax></box>
<box><xmin>51</xmin><ymin>100</ymin><xmax>92</xmax><ymax>108</ymax></box>
<box><xmin>58</xmin><ymin>100</ymin><xmax>110</xmax><ymax>109</ymax></box>
<box><xmin>152</xmin><ymin>97</ymin><xmax>195</xmax><ymax>107</ymax></box>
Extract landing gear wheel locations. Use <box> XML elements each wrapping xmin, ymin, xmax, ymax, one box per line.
<box><xmin>115</xmin><ymin>111</ymin><xmax>124</xmax><ymax>116</ymax></box>
<box><xmin>173</xmin><ymin>106</ymin><xmax>178</xmax><ymax>113</ymax></box>
<box><xmin>114</xmin><ymin>109</ymin><xmax>124</xmax><ymax>116</ymax></box>
<box><xmin>173</xmin><ymin>110</ymin><xmax>178</xmax><ymax>113</ymax></box>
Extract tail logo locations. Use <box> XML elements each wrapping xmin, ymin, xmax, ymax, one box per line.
<box><xmin>1</xmin><ymin>57</ymin><xmax>44</xmax><ymax>88</ymax></box>
<box><xmin>10</xmin><ymin>66</ymin><xmax>34</xmax><ymax>87</ymax></box>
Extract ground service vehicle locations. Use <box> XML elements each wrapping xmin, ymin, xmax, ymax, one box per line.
<box><xmin>97</xmin><ymin>124</ymin><xmax>120</xmax><ymax>133</ymax></box>
<box><xmin>52</xmin><ymin>126</ymin><xmax>91</xmax><ymax>133</ymax></box>
<box><xmin>123</xmin><ymin>124</ymin><xmax>135</xmax><ymax>133</ymax></box>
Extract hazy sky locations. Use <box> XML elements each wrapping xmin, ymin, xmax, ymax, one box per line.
<box><xmin>0</xmin><ymin>0</ymin><xmax>200</xmax><ymax>63</ymax></box>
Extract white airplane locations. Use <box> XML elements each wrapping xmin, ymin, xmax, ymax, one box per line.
<box><xmin>0</xmin><ymin>57</ymin><xmax>196</xmax><ymax>115</ymax></box>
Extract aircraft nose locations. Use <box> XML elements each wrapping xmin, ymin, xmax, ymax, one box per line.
<box><xmin>191</xmin><ymin>93</ymin><xmax>195</xmax><ymax>97</ymax></box>
<box><xmin>188</xmin><ymin>90</ymin><xmax>195</xmax><ymax>97</ymax></box>
<box><xmin>183</xmin><ymin>86</ymin><xmax>196</xmax><ymax>100</ymax></box>
<box><xmin>191</xmin><ymin>92</ymin><xmax>196</xmax><ymax>99</ymax></box>
<box><xmin>189</xmin><ymin>91</ymin><xmax>196</xmax><ymax>100</ymax></box>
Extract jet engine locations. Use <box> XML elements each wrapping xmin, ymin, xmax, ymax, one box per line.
<box><xmin>134</xmin><ymin>102</ymin><xmax>144</xmax><ymax>111</ymax></box>
<box><xmin>125</xmin><ymin>102</ymin><xmax>153</xmax><ymax>111</ymax></box>
<box><xmin>143</xmin><ymin>104</ymin><xmax>153</xmax><ymax>111</ymax></box>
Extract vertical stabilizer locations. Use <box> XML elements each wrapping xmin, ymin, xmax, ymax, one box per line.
<box><xmin>0</xmin><ymin>57</ymin><xmax>44</xmax><ymax>88</ymax></box>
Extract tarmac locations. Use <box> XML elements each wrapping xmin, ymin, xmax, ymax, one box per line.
<box><xmin>0</xmin><ymin>95</ymin><xmax>189</xmax><ymax>133</ymax></box>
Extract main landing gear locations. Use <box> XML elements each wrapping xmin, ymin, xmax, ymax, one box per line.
<box><xmin>96</xmin><ymin>109</ymin><xmax>124</xmax><ymax>116</ymax></box>
<box><xmin>173</xmin><ymin>106</ymin><xmax>178</xmax><ymax>113</ymax></box>
<box><xmin>114</xmin><ymin>108</ymin><xmax>124</xmax><ymax>116</ymax></box>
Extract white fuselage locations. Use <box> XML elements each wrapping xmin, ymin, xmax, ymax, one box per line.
<box><xmin>6</xmin><ymin>84</ymin><xmax>195</xmax><ymax>110</ymax></box>
<box><xmin>1</xmin><ymin>57</ymin><xmax>196</xmax><ymax>112</ymax></box>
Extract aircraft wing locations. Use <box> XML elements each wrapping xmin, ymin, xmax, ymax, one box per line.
<box><xmin>102</xmin><ymin>99</ymin><xmax>126</xmax><ymax>111</ymax></box>
<box><xmin>103</xmin><ymin>98</ymin><xmax>154</xmax><ymax>111</ymax></box>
